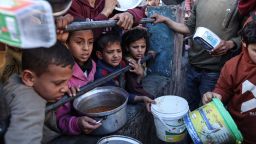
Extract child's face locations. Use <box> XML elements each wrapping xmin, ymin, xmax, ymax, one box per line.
<box><xmin>33</xmin><ymin>64</ymin><xmax>73</xmax><ymax>102</ymax></box>
<box><xmin>248</xmin><ymin>43</ymin><xmax>256</xmax><ymax>63</ymax></box>
<box><xmin>101</xmin><ymin>42</ymin><xmax>122</xmax><ymax>67</ymax></box>
<box><xmin>147</xmin><ymin>0</ymin><xmax>160</xmax><ymax>6</ymax></box>
<box><xmin>128</xmin><ymin>38</ymin><xmax>146</xmax><ymax>61</ymax></box>
<box><xmin>68</xmin><ymin>30</ymin><xmax>94</xmax><ymax>65</ymax></box>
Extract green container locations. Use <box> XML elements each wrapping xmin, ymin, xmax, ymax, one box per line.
<box><xmin>184</xmin><ymin>98</ymin><xmax>243</xmax><ymax>144</ymax></box>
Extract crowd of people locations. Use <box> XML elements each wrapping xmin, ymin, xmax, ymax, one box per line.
<box><xmin>0</xmin><ymin>0</ymin><xmax>256</xmax><ymax>144</ymax></box>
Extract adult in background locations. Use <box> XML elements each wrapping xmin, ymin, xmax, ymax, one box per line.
<box><xmin>152</xmin><ymin>0</ymin><xmax>241</xmax><ymax>111</ymax></box>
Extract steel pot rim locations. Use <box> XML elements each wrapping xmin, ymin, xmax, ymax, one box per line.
<box><xmin>73</xmin><ymin>86</ymin><xmax>128</xmax><ymax>117</ymax></box>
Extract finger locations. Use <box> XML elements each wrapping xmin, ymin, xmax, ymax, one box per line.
<box><xmin>117</xmin><ymin>16</ymin><xmax>124</xmax><ymax>26</ymax></box>
<box><xmin>76</xmin><ymin>86</ymin><xmax>81</xmax><ymax>92</ymax></box>
<box><xmin>70</xmin><ymin>87</ymin><xmax>76</xmax><ymax>96</ymax></box>
<box><xmin>56</xmin><ymin>16</ymin><xmax>64</xmax><ymax>29</ymax></box>
<box><xmin>110</xmin><ymin>14</ymin><xmax>118</xmax><ymax>20</ymax></box>
<box><xmin>120</xmin><ymin>16</ymin><xmax>128</xmax><ymax>28</ymax></box>
<box><xmin>146</xmin><ymin>103</ymin><xmax>151</xmax><ymax>112</ymax></box>
<box><xmin>67</xmin><ymin>89</ymin><xmax>72</xmax><ymax>96</ymax></box>
<box><xmin>83</xmin><ymin>116</ymin><xmax>97</xmax><ymax>124</ymax></box>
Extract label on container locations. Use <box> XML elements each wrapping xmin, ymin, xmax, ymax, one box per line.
<box><xmin>0</xmin><ymin>13</ymin><xmax>21</xmax><ymax>47</ymax></box>
<box><xmin>202</xmin><ymin>31</ymin><xmax>219</xmax><ymax>48</ymax></box>
<box><xmin>185</xmin><ymin>103</ymin><xmax>235</xmax><ymax>144</ymax></box>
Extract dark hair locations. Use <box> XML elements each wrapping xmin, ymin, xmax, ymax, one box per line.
<box><xmin>121</xmin><ymin>28</ymin><xmax>150</xmax><ymax>54</ymax></box>
<box><xmin>66</xmin><ymin>19</ymin><xmax>94</xmax><ymax>43</ymax></box>
<box><xmin>95</xmin><ymin>32</ymin><xmax>121</xmax><ymax>52</ymax></box>
<box><xmin>22</xmin><ymin>41</ymin><xmax>75</xmax><ymax>76</ymax></box>
<box><xmin>241</xmin><ymin>21</ymin><xmax>256</xmax><ymax>44</ymax></box>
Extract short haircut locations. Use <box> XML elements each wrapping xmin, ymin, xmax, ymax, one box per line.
<box><xmin>121</xmin><ymin>28</ymin><xmax>150</xmax><ymax>53</ymax></box>
<box><xmin>22</xmin><ymin>41</ymin><xmax>75</xmax><ymax>76</ymax></box>
<box><xmin>95</xmin><ymin>32</ymin><xmax>121</xmax><ymax>52</ymax></box>
<box><xmin>241</xmin><ymin>21</ymin><xmax>256</xmax><ymax>44</ymax></box>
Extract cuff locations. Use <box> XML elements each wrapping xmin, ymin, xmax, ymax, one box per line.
<box><xmin>69</xmin><ymin>117</ymin><xmax>82</xmax><ymax>135</ymax></box>
<box><xmin>128</xmin><ymin>93</ymin><xmax>136</xmax><ymax>104</ymax></box>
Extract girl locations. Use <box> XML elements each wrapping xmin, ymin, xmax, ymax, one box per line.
<box><xmin>56</xmin><ymin>28</ymin><xmax>101</xmax><ymax>135</ymax></box>
<box><xmin>122</xmin><ymin>28</ymin><xmax>155</xmax><ymax>98</ymax></box>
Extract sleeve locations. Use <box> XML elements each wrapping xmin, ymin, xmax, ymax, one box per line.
<box><xmin>185</xmin><ymin>0</ymin><xmax>192</xmax><ymax>11</ymax></box>
<box><xmin>125</xmin><ymin>72</ymin><xmax>153</xmax><ymax>98</ymax></box>
<box><xmin>4</xmin><ymin>91</ymin><xmax>46</xmax><ymax>144</ymax></box>
<box><xmin>55</xmin><ymin>102</ymin><xmax>81</xmax><ymax>135</ymax></box>
<box><xmin>67</xmin><ymin>1</ymin><xmax>84</xmax><ymax>19</ymax></box>
<box><xmin>67</xmin><ymin>0</ymin><xmax>108</xmax><ymax>20</ymax></box>
<box><xmin>127</xmin><ymin>6</ymin><xmax>146</xmax><ymax>24</ymax></box>
<box><xmin>185</xmin><ymin>0</ymin><xmax>197</xmax><ymax>33</ymax></box>
<box><xmin>128</xmin><ymin>93</ymin><xmax>136</xmax><ymax>104</ymax></box>
<box><xmin>213</xmin><ymin>63</ymin><xmax>234</xmax><ymax>104</ymax></box>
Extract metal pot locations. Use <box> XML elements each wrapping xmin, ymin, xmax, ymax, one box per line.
<box><xmin>97</xmin><ymin>135</ymin><xmax>142</xmax><ymax>144</ymax></box>
<box><xmin>73</xmin><ymin>86</ymin><xmax>128</xmax><ymax>135</ymax></box>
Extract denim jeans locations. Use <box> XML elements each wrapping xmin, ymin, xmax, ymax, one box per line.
<box><xmin>185</xmin><ymin>64</ymin><xmax>220</xmax><ymax>111</ymax></box>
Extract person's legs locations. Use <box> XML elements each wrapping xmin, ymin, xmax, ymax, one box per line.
<box><xmin>199</xmin><ymin>71</ymin><xmax>220</xmax><ymax>99</ymax></box>
<box><xmin>185</xmin><ymin>65</ymin><xmax>201</xmax><ymax>111</ymax></box>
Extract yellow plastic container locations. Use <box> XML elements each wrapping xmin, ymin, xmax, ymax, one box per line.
<box><xmin>184</xmin><ymin>98</ymin><xmax>243</xmax><ymax>144</ymax></box>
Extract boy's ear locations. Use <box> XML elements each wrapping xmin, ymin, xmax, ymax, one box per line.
<box><xmin>96</xmin><ymin>51</ymin><xmax>103</xmax><ymax>59</ymax></box>
<box><xmin>21</xmin><ymin>70</ymin><xmax>36</xmax><ymax>87</ymax></box>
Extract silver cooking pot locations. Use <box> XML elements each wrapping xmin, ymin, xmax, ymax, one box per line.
<box><xmin>73</xmin><ymin>86</ymin><xmax>128</xmax><ymax>135</ymax></box>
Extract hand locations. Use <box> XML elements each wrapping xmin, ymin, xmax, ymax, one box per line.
<box><xmin>78</xmin><ymin>116</ymin><xmax>102</xmax><ymax>134</ymax></box>
<box><xmin>202</xmin><ymin>92</ymin><xmax>222</xmax><ymax>104</ymax></box>
<box><xmin>67</xmin><ymin>86</ymin><xmax>80</xmax><ymax>97</ymax></box>
<box><xmin>110</xmin><ymin>12</ymin><xmax>134</xmax><ymax>30</ymax></box>
<box><xmin>128</xmin><ymin>58</ymin><xmax>144</xmax><ymax>76</ymax></box>
<box><xmin>134</xmin><ymin>96</ymin><xmax>156</xmax><ymax>112</ymax></box>
<box><xmin>147</xmin><ymin>50</ymin><xmax>157</xmax><ymax>59</ymax></box>
<box><xmin>55</xmin><ymin>14</ymin><xmax>74</xmax><ymax>43</ymax></box>
<box><xmin>185</xmin><ymin>11</ymin><xmax>191</xmax><ymax>20</ymax></box>
<box><xmin>210</xmin><ymin>40</ymin><xmax>235</xmax><ymax>56</ymax></box>
<box><xmin>151</xmin><ymin>13</ymin><xmax>168</xmax><ymax>24</ymax></box>
<box><xmin>101</xmin><ymin>0</ymin><xmax>117</xmax><ymax>17</ymax></box>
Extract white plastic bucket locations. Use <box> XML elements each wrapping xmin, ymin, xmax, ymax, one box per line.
<box><xmin>151</xmin><ymin>95</ymin><xmax>189</xmax><ymax>142</ymax></box>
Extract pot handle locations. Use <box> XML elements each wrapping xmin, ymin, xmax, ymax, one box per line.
<box><xmin>95</xmin><ymin>116</ymin><xmax>107</xmax><ymax>124</ymax></box>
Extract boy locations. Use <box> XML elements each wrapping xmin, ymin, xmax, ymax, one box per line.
<box><xmin>95</xmin><ymin>33</ymin><xmax>155</xmax><ymax>111</ymax></box>
<box><xmin>202</xmin><ymin>15</ymin><xmax>256</xmax><ymax>144</ymax></box>
<box><xmin>3</xmin><ymin>41</ymin><xmax>74</xmax><ymax>144</ymax></box>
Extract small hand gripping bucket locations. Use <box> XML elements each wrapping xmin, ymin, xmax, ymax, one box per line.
<box><xmin>151</xmin><ymin>95</ymin><xmax>189</xmax><ymax>142</ymax></box>
<box><xmin>184</xmin><ymin>98</ymin><xmax>243</xmax><ymax>144</ymax></box>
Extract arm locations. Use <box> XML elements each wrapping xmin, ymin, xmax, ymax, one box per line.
<box><xmin>5</xmin><ymin>91</ymin><xmax>46</xmax><ymax>144</ymax></box>
<box><xmin>56</xmin><ymin>102</ymin><xmax>82</xmax><ymax>135</ymax></box>
<box><xmin>151</xmin><ymin>14</ymin><xmax>191</xmax><ymax>34</ymax></box>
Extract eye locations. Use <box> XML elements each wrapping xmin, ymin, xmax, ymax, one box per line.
<box><xmin>53</xmin><ymin>81</ymin><xmax>65</xmax><ymax>86</ymax></box>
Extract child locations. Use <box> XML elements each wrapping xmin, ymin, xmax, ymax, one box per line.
<box><xmin>95</xmin><ymin>32</ymin><xmax>155</xmax><ymax>111</ymax></box>
<box><xmin>3</xmin><ymin>41</ymin><xmax>74</xmax><ymax>144</ymax></box>
<box><xmin>122</xmin><ymin>28</ymin><xmax>154</xmax><ymax>98</ymax></box>
<box><xmin>202</xmin><ymin>16</ymin><xmax>256</xmax><ymax>143</ymax></box>
<box><xmin>56</xmin><ymin>28</ymin><xmax>101</xmax><ymax>135</ymax></box>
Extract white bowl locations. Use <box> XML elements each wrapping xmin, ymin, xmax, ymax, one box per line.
<box><xmin>115</xmin><ymin>0</ymin><xmax>142</xmax><ymax>11</ymax></box>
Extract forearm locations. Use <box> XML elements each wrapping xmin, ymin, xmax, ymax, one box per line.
<box><xmin>165</xmin><ymin>19</ymin><xmax>191</xmax><ymax>34</ymax></box>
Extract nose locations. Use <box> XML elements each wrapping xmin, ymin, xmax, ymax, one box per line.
<box><xmin>82</xmin><ymin>42</ymin><xmax>89</xmax><ymax>51</ymax></box>
<box><xmin>138</xmin><ymin>47</ymin><xmax>142</xmax><ymax>52</ymax></box>
<box><xmin>60</xmin><ymin>83</ymin><xmax>69</xmax><ymax>93</ymax></box>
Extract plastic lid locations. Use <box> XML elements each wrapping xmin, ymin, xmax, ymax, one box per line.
<box><xmin>115</xmin><ymin>0</ymin><xmax>142</xmax><ymax>11</ymax></box>
<box><xmin>212</xmin><ymin>98</ymin><xmax>243</xmax><ymax>143</ymax></box>
<box><xmin>151</xmin><ymin>96</ymin><xmax>189</xmax><ymax>119</ymax></box>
